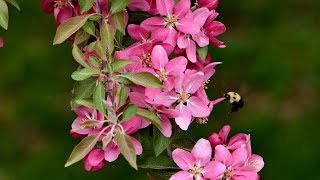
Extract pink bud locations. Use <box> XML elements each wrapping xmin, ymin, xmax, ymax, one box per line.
<box><xmin>84</xmin><ymin>148</ymin><xmax>105</xmax><ymax>172</ymax></box>
<box><xmin>198</xmin><ymin>0</ymin><xmax>219</xmax><ymax>10</ymax></box>
<box><xmin>0</xmin><ymin>37</ymin><xmax>3</xmax><ymax>47</ymax></box>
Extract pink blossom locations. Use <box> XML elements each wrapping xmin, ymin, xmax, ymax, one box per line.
<box><xmin>204</xmin><ymin>10</ymin><xmax>226</xmax><ymax>48</ymax></box>
<box><xmin>208</xmin><ymin>125</ymin><xmax>231</xmax><ymax>148</ymax></box>
<box><xmin>154</xmin><ymin>72</ymin><xmax>210</xmax><ymax>130</ymax></box>
<box><xmin>214</xmin><ymin>145</ymin><xmax>259</xmax><ymax>180</ymax></box>
<box><xmin>0</xmin><ymin>37</ymin><xmax>3</xmax><ymax>47</ymax></box>
<box><xmin>84</xmin><ymin>148</ymin><xmax>105</xmax><ymax>172</ymax></box>
<box><xmin>197</xmin><ymin>0</ymin><xmax>219</xmax><ymax>11</ymax></box>
<box><xmin>170</xmin><ymin>139</ymin><xmax>226</xmax><ymax>180</ymax></box>
<box><xmin>40</xmin><ymin>0</ymin><xmax>73</xmax><ymax>25</ymax></box>
<box><xmin>71</xmin><ymin>106</ymin><xmax>105</xmax><ymax>136</ymax></box>
<box><xmin>141</xmin><ymin>0</ymin><xmax>200</xmax><ymax>47</ymax></box>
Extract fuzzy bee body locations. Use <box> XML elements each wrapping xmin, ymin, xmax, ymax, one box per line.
<box><xmin>224</xmin><ymin>92</ymin><xmax>244</xmax><ymax>113</ymax></box>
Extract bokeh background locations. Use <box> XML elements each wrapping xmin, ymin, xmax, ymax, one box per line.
<box><xmin>1</xmin><ymin>0</ymin><xmax>319</xmax><ymax>179</ymax></box>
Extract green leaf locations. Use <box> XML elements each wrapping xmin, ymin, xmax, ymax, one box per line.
<box><xmin>111</xmin><ymin>0</ymin><xmax>129</xmax><ymax>14</ymax></box>
<box><xmin>120</xmin><ymin>72</ymin><xmax>164</xmax><ymax>88</ymax></box>
<box><xmin>74</xmin><ymin>98</ymin><xmax>95</xmax><ymax>109</ymax></box>
<box><xmin>136</xmin><ymin>109</ymin><xmax>162</xmax><ymax>129</ymax></box>
<box><xmin>117</xmin><ymin>76</ymin><xmax>133</xmax><ymax>85</ymax></box>
<box><xmin>53</xmin><ymin>14</ymin><xmax>97</xmax><ymax>45</ymax></box>
<box><xmin>4</xmin><ymin>0</ymin><xmax>20</xmax><ymax>10</ymax></box>
<box><xmin>118</xmin><ymin>86</ymin><xmax>127</xmax><ymax>107</ymax></box>
<box><xmin>71</xmin><ymin>67</ymin><xmax>101</xmax><ymax>81</ymax></box>
<box><xmin>197</xmin><ymin>46</ymin><xmax>208</xmax><ymax>62</ymax></box>
<box><xmin>89</xmin><ymin>55</ymin><xmax>101</xmax><ymax>68</ymax></box>
<box><xmin>83</xmin><ymin>20</ymin><xmax>96</xmax><ymax>36</ymax></box>
<box><xmin>153</xmin><ymin>127</ymin><xmax>173</xmax><ymax>157</ymax></box>
<box><xmin>102</xmin><ymin>132</ymin><xmax>113</xmax><ymax>149</ymax></box>
<box><xmin>138</xmin><ymin>156</ymin><xmax>179</xmax><ymax>170</ymax></box>
<box><xmin>122</xmin><ymin>104</ymin><xmax>137</xmax><ymax>121</ymax></box>
<box><xmin>94</xmin><ymin>39</ymin><xmax>107</xmax><ymax>61</ymax></box>
<box><xmin>72</xmin><ymin>45</ymin><xmax>90</xmax><ymax>68</ymax></box>
<box><xmin>77</xmin><ymin>120</ymin><xmax>102</xmax><ymax>130</ymax></box>
<box><xmin>64</xmin><ymin>133</ymin><xmax>100</xmax><ymax>167</ymax></box>
<box><xmin>79</xmin><ymin>0</ymin><xmax>94</xmax><ymax>13</ymax></box>
<box><xmin>170</xmin><ymin>137</ymin><xmax>195</xmax><ymax>151</ymax></box>
<box><xmin>72</xmin><ymin>77</ymin><xmax>97</xmax><ymax>109</ymax></box>
<box><xmin>88</xmin><ymin>41</ymin><xmax>96</xmax><ymax>51</ymax></box>
<box><xmin>111</xmin><ymin>59</ymin><xmax>133</xmax><ymax>72</ymax></box>
<box><xmin>0</xmin><ymin>0</ymin><xmax>8</xmax><ymax>30</ymax></box>
<box><xmin>74</xmin><ymin>29</ymin><xmax>90</xmax><ymax>45</ymax></box>
<box><xmin>115</xmin><ymin>133</ymin><xmax>137</xmax><ymax>170</ymax></box>
<box><xmin>111</xmin><ymin>12</ymin><xmax>126</xmax><ymax>34</ymax></box>
<box><xmin>93</xmin><ymin>79</ymin><xmax>106</xmax><ymax>115</ymax></box>
<box><xmin>101</xmin><ymin>22</ymin><xmax>114</xmax><ymax>56</ymax></box>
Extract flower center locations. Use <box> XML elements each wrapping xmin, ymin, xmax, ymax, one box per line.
<box><xmin>188</xmin><ymin>165</ymin><xmax>204</xmax><ymax>179</ymax></box>
<box><xmin>54</xmin><ymin>0</ymin><xmax>65</xmax><ymax>9</ymax></box>
<box><xmin>196</xmin><ymin>118</ymin><xmax>208</xmax><ymax>124</ymax></box>
<box><xmin>165</xmin><ymin>14</ymin><xmax>178</xmax><ymax>27</ymax></box>
<box><xmin>156</xmin><ymin>70</ymin><xmax>167</xmax><ymax>81</ymax></box>
<box><xmin>202</xmin><ymin>80</ymin><xmax>210</xmax><ymax>89</ymax></box>
<box><xmin>223</xmin><ymin>168</ymin><xmax>234</xmax><ymax>180</ymax></box>
<box><xmin>177</xmin><ymin>92</ymin><xmax>190</xmax><ymax>103</ymax></box>
<box><xmin>141</xmin><ymin>53</ymin><xmax>152</xmax><ymax>67</ymax></box>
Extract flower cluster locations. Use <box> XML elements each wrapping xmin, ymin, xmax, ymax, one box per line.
<box><xmin>40</xmin><ymin>0</ymin><xmax>264</xmax><ymax>179</ymax></box>
<box><xmin>170</xmin><ymin>126</ymin><xmax>264</xmax><ymax>180</ymax></box>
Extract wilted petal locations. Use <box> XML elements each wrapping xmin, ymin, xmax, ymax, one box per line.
<box><xmin>186</xmin><ymin>40</ymin><xmax>197</xmax><ymax>63</ymax></box>
<box><xmin>141</xmin><ymin>17</ymin><xmax>165</xmax><ymax>31</ymax></box>
<box><xmin>203</xmin><ymin>161</ymin><xmax>226</xmax><ymax>179</ymax></box>
<box><xmin>173</xmin><ymin>0</ymin><xmax>191</xmax><ymax>18</ymax></box>
<box><xmin>183</xmin><ymin>72</ymin><xmax>205</xmax><ymax>94</ymax></box>
<box><xmin>170</xmin><ymin>171</ymin><xmax>193</xmax><ymax>180</ymax></box>
<box><xmin>104</xmin><ymin>141</ymin><xmax>120</xmax><ymax>162</ymax></box>
<box><xmin>187</xmin><ymin>96</ymin><xmax>210</xmax><ymax>117</ymax></box>
<box><xmin>159</xmin><ymin>114</ymin><xmax>172</xmax><ymax>137</ymax></box>
<box><xmin>176</xmin><ymin>18</ymin><xmax>200</xmax><ymax>34</ymax></box>
<box><xmin>151</xmin><ymin>45</ymin><xmax>169</xmax><ymax>70</ymax></box>
<box><xmin>191</xmin><ymin>139</ymin><xmax>212</xmax><ymax>166</ymax></box>
<box><xmin>130</xmin><ymin>136</ymin><xmax>143</xmax><ymax>155</ymax></box>
<box><xmin>175</xmin><ymin>104</ymin><xmax>192</xmax><ymax>130</ymax></box>
<box><xmin>165</xmin><ymin>56</ymin><xmax>188</xmax><ymax>76</ymax></box>
<box><xmin>156</xmin><ymin>0</ymin><xmax>174</xmax><ymax>16</ymax></box>
<box><xmin>172</xmin><ymin>148</ymin><xmax>196</xmax><ymax>170</ymax></box>
<box><xmin>127</xmin><ymin>24</ymin><xmax>149</xmax><ymax>41</ymax></box>
<box><xmin>247</xmin><ymin>154</ymin><xmax>264</xmax><ymax>172</ymax></box>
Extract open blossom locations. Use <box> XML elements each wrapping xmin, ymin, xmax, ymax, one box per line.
<box><xmin>203</xmin><ymin>10</ymin><xmax>226</xmax><ymax>48</ymax></box>
<box><xmin>84</xmin><ymin>148</ymin><xmax>105</xmax><ymax>172</ymax></box>
<box><xmin>170</xmin><ymin>139</ymin><xmax>225</xmax><ymax>180</ymax></box>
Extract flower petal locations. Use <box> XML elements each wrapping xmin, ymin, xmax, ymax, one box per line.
<box><xmin>104</xmin><ymin>141</ymin><xmax>120</xmax><ymax>162</ymax></box>
<box><xmin>156</xmin><ymin>0</ymin><xmax>174</xmax><ymax>16</ymax></box>
<box><xmin>154</xmin><ymin>91</ymin><xmax>177</xmax><ymax>107</ymax></box>
<box><xmin>141</xmin><ymin>17</ymin><xmax>165</xmax><ymax>31</ymax></box>
<box><xmin>88</xmin><ymin>148</ymin><xmax>104</xmax><ymax>166</ymax></box>
<box><xmin>183</xmin><ymin>72</ymin><xmax>205</xmax><ymax>94</ymax></box>
<box><xmin>203</xmin><ymin>161</ymin><xmax>226</xmax><ymax>179</ymax></box>
<box><xmin>127</xmin><ymin>24</ymin><xmax>148</xmax><ymax>41</ymax></box>
<box><xmin>176</xmin><ymin>18</ymin><xmax>200</xmax><ymax>34</ymax></box>
<box><xmin>191</xmin><ymin>139</ymin><xmax>212</xmax><ymax>166</ymax></box>
<box><xmin>165</xmin><ymin>56</ymin><xmax>188</xmax><ymax>76</ymax></box>
<box><xmin>187</xmin><ymin>96</ymin><xmax>211</xmax><ymax>117</ymax></box>
<box><xmin>172</xmin><ymin>148</ymin><xmax>196</xmax><ymax>170</ymax></box>
<box><xmin>158</xmin><ymin>114</ymin><xmax>172</xmax><ymax>137</ymax></box>
<box><xmin>247</xmin><ymin>154</ymin><xmax>265</xmax><ymax>172</ymax></box>
<box><xmin>177</xmin><ymin>32</ymin><xmax>189</xmax><ymax>49</ymax></box>
<box><xmin>232</xmin><ymin>147</ymin><xmax>248</xmax><ymax>167</ymax></box>
<box><xmin>193</xmin><ymin>7</ymin><xmax>210</xmax><ymax>27</ymax></box>
<box><xmin>214</xmin><ymin>145</ymin><xmax>232</xmax><ymax>166</ymax></box>
<box><xmin>175</xmin><ymin>104</ymin><xmax>192</xmax><ymax>130</ymax></box>
<box><xmin>129</xmin><ymin>92</ymin><xmax>150</xmax><ymax>108</ymax></box>
<box><xmin>169</xmin><ymin>171</ymin><xmax>193</xmax><ymax>180</ymax></box>
<box><xmin>128</xmin><ymin>0</ymin><xmax>150</xmax><ymax>12</ymax></box>
<box><xmin>130</xmin><ymin>136</ymin><xmax>143</xmax><ymax>155</ymax></box>
<box><xmin>173</xmin><ymin>0</ymin><xmax>190</xmax><ymax>18</ymax></box>
<box><xmin>151</xmin><ymin>45</ymin><xmax>169</xmax><ymax>70</ymax></box>
<box><xmin>192</xmin><ymin>32</ymin><xmax>209</xmax><ymax>47</ymax></box>
<box><xmin>186</xmin><ymin>40</ymin><xmax>197</xmax><ymax>63</ymax></box>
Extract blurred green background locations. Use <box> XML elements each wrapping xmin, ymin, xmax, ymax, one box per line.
<box><xmin>0</xmin><ymin>0</ymin><xmax>319</xmax><ymax>179</ymax></box>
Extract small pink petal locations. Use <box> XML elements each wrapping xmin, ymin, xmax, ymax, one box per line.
<box><xmin>175</xmin><ymin>104</ymin><xmax>192</xmax><ymax>130</ymax></box>
<box><xmin>193</xmin><ymin>7</ymin><xmax>210</xmax><ymax>27</ymax></box>
<box><xmin>232</xmin><ymin>147</ymin><xmax>248</xmax><ymax>167</ymax></box>
<box><xmin>129</xmin><ymin>92</ymin><xmax>150</xmax><ymax>108</ymax></box>
<box><xmin>203</xmin><ymin>161</ymin><xmax>226</xmax><ymax>179</ymax></box>
<box><xmin>214</xmin><ymin>145</ymin><xmax>233</xmax><ymax>166</ymax></box>
<box><xmin>187</xmin><ymin>96</ymin><xmax>210</xmax><ymax>117</ymax></box>
<box><xmin>177</xmin><ymin>32</ymin><xmax>189</xmax><ymax>49</ymax></box>
<box><xmin>165</xmin><ymin>56</ymin><xmax>188</xmax><ymax>76</ymax></box>
<box><xmin>247</xmin><ymin>154</ymin><xmax>265</xmax><ymax>172</ymax></box>
<box><xmin>141</xmin><ymin>17</ymin><xmax>165</xmax><ymax>31</ymax></box>
<box><xmin>151</xmin><ymin>45</ymin><xmax>169</xmax><ymax>70</ymax></box>
<box><xmin>127</xmin><ymin>24</ymin><xmax>149</xmax><ymax>41</ymax></box>
<box><xmin>158</xmin><ymin>114</ymin><xmax>172</xmax><ymax>137</ymax></box>
<box><xmin>151</xmin><ymin>28</ymin><xmax>169</xmax><ymax>43</ymax></box>
<box><xmin>156</xmin><ymin>0</ymin><xmax>174</xmax><ymax>16</ymax></box>
<box><xmin>219</xmin><ymin>125</ymin><xmax>231</xmax><ymax>143</ymax></box>
<box><xmin>130</xmin><ymin>136</ymin><xmax>143</xmax><ymax>155</ymax></box>
<box><xmin>173</xmin><ymin>0</ymin><xmax>191</xmax><ymax>18</ymax></box>
<box><xmin>122</xmin><ymin>116</ymin><xmax>142</xmax><ymax>135</ymax></box>
<box><xmin>154</xmin><ymin>91</ymin><xmax>177</xmax><ymax>107</ymax></box>
<box><xmin>128</xmin><ymin>0</ymin><xmax>150</xmax><ymax>12</ymax></box>
<box><xmin>104</xmin><ymin>141</ymin><xmax>120</xmax><ymax>162</ymax></box>
<box><xmin>56</xmin><ymin>6</ymin><xmax>73</xmax><ymax>25</ymax></box>
<box><xmin>170</xmin><ymin>171</ymin><xmax>193</xmax><ymax>180</ymax></box>
<box><xmin>145</xmin><ymin>88</ymin><xmax>162</xmax><ymax>101</ymax></box>
<box><xmin>87</xmin><ymin>148</ymin><xmax>104</xmax><ymax>166</ymax></box>
<box><xmin>175</xmin><ymin>73</ymin><xmax>185</xmax><ymax>93</ymax></box>
<box><xmin>172</xmin><ymin>148</ymin><xmax>196</xmax><ymax>170</ymax></box>
<box><xmin>163</xmin><ymin>28</ymin><xmax>178</xmax><ymax>47</ymax></box>
<box><xmin>191</xmin><ymin>139</ymin><xmax>212</xmax><ymax>166</ymax></box>
<box><xmin>186</xmin><ymin>40</ymin><xmax>197</xmax><ymax>63</ymax></box>
<box><xmin>192</xmin><ymin>32</ymin><xmax>209</xmax><ymax>47</ymax></box>
<box><xmin>176</xmin><ymin>18</ymin><xmax>200</xmax><ymax>34</ymax></box>
<box><xmin>183</xmin><ymin>72</ymin><xmax>205</xmax><ymax>94</ymax></box>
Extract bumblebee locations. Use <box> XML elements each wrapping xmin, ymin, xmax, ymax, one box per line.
<box><xmin>224</xmin><ymin>92</ymin><xmax>244</xmax><ymax>113</ymax></box>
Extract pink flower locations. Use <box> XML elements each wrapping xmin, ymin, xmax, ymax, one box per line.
<box><xmin>84</xmin><ymin>148</ymin><xmax>105</xmax><ymax>172</ymax></box>
<box><xmin>40</xmin><ymin>0</ymin><xmax>73</xmax><ymax>25</ymax></box>
<box><xmin>198</xmin><ymin>0</ymin><xmax>219</xmax><ymax>11</ymax></box>
<box><xmin>170</xmin><ymin>139</ymin><xmax>226</xmax><ymax>180</ymax></box>
<box><xmin>154</xmin><ymin>72</ymin><xmax>210</xmax><ymax>130</ymax></box>
<box><xmin>214</xmin><ymin>145</ymin><xmax>259</xmax><ymax>180</ymax></box>
<box><xmin>208</xmin><ymin>125</ymin><xmax>231</xmax><ymax>148</ymax></box>
<box><xmin>204</xmin><ymin>11</ymin><xmax>226</xmax><ymax>48</ymax></box>
<box><xmin>71</xmin><ymin>106</ymin><xmax>105</xmax><ymax>136</ymax></box>
<box><xmin>141</xmin><ymin>0</ymin><xmax>200</xmax><ymax>47</ymax></box>
<box><xmin>0</xmin><ymin>37</ymin><xmax>3</xmax><ymax>47</ymax></box>
<box><xmin>151</xmin><ymin>45</ymin><xmax>188</xmax><ymax>90</ymax></box>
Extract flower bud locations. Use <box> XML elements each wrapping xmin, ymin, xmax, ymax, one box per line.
<box><xmin>84</xmin><ymin>148</ymin><xmax>106</xmax><ymax>172</ymax></box>
<box><xmin>198</xmin><ymin>0</ymin><xmax>219</xmax><ymax>10</ymax></box>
